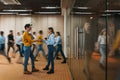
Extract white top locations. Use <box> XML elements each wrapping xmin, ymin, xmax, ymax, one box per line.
<box><xmin>54</xmin><ymin>36</ymin><xmax>62</xmax><ymax>46</ymax></box>
<box><xmin>98</xmin><ymin>35</ymin><xmax>106</xmax><ymax>44</ymax></box>
<box><xmin>32</xmin><ymin>35</ymin><xmax>37</xmax><ymax>44</ymax></box>
<box><xmin>16</xmin><ymin>35</ymin><xmax>22</xmax><ymax>45</ymax></box>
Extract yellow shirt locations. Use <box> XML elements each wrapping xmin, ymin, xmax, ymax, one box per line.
<box><xmin>22</xmin><ymin>31</ymin><xmax>34</xmax><ymax>46</ymax></box>
<box><xmin>37</xmin><ymin>35</ymin><xmax>43</xmax><ymax>44</ymax></box>
<box><xmin>112</xmin><ymin>30</ymin><xmax>120</xmax><ymax>50</ymax></box>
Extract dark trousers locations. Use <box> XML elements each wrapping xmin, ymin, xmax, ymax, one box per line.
<box><xmin>54</xmin><ymin>44</ymin><xmax>66</xmax><ymax>61</ymax></box>
<box><xmin>0</xmin><ymin>44</ymin><xmax>10</xmax><ymax>61</ymax></box>
<box><xmin>46</xmin><ymin>45</ymin><xmax>54</xmax><ymax>71</ymax></box>
<box><xmin>15</xmin><ymin>44</ymin><xmax>23</xmax><ymax>57</ymax></box>
<box><xmin>32</xmin><ymin>44</ymin><xmax>36</xmax><ymax>54</ymax></box>
<box><xmin>7</xmin><ymin>44</ymin><xmax>15</xmax><ymax>57</ymax></box>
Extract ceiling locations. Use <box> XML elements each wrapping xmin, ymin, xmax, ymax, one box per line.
<box><xmin>0</xmin><ymin>0</ymin><xmax>61</xmax><ymax>14</ymax></box>
<box><xmin>0</xmin><ymin>0</ymin><xmax>120</xmax><ymax>15</ymax></box>
<box><xmin>72</xmin><ymin>0</ymin><xmax>120</xmax><ymax>15</ymax></box>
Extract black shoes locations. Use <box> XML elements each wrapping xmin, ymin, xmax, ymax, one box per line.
<box><xmin>56</xmin><ymin>57</ymin><xmax>61</xmax><ymax>60</ymax></box>
<box><xmin>32</xmin><ymin>68</ymin><xmax>39</xmax><ymax>72</ymax></box>
<box><xmin>43</xmin><ymin>66</ymin><xmax>49</xmax><ymax>70</ymax></box>
<box><xmin>24</xmin><ymin>70</ymin><xmax>32</xmax><ymax>74</ymax></box>
<box><xmin>8</xmin><ymin>57</ymin><xmax>11</xmax><ymax>63</ymax></box>
<box><xmin>61</xmin><ymin>60</ymin><xmax>66</xmax><ymax>64</ymax></box>
<box><xmin>47</xmin><ymin>69</ymin><xmax>54</xmax><ymax>74</ymax></box>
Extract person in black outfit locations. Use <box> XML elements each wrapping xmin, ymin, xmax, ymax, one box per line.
<box><xmin>7</xmin><ymin>30</ymin><xmax>15</xmax><ymax>57</ymax></box>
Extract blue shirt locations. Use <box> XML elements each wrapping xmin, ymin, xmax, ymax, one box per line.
<box><xmin>54</xmin><ymin>36</ymin><xmax>62</xmax><ymax>46</ymax></box>
<box><xmin>45</xmin><ymin>34</ymin><xmax>55</xmax><ymax>45</ymax></box>
<box><xmin>0</xmin><ymin>35</ymin><xmax>5</xmax><ymax>44</ymax></box>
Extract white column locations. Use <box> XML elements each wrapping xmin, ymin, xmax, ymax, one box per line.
<box><xmin>64</xmin><ymin>8</ymin><xmax>67</xmax><ymax>57</ymax></box>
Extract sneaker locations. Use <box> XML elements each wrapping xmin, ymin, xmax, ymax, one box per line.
<box><xmin>32</xmin><ymin>68</ymin><xmax>39</xmax><ymax>72</ymax></box>
<box><xmin>24</xmin><ymin>70</ymin><xmax>32</xmax><ymax>74</ymax></box>
<box><xmin>43</xmin><ymin>66</ymin><xmax>49</xmax><ymax>70</ymax></box>
<box><xmin>61</xmin><ymin>60</ymin><xmax>66</xmax><ymax>64</ymax></box>
<box><xmin>8</xmin><ymin>57</ymin><xmax>11</xmax><ymax>63</ymax></box>
<box><xmin>47</xmin><ymin>69</ymin><xmax>54</xmax><ymax>74</ymax></box>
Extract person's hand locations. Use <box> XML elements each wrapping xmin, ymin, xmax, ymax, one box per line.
<box><xmin>44</xmin><ymin>38</ymin><xmax>47</xmax><ymax>40</ymax></box>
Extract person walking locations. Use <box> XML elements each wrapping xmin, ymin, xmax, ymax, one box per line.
<box><xmin>54</xmin><ymin>32</ymin><xmax>66</xmax><ymax>63</ymax></box>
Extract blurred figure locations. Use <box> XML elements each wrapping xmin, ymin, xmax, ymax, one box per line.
<box><xmin>98</xmin><ymin>29</ymin><xmax>107</xmax><ymax>69</ymax></box>
<box><xmin>43</xmin><ymin>27</ymin><xmax>55</xmax><ymax>74</ymax></box>
<box><xmin>22</xmin><ymin>24</ymin><xmax>39</xmax><ymax>74</ymax></box>
<box><xmin>7</xmin><ymin>30</ymin><xmax>15</xmax><ymax>57</ymax></box>
<box><xmin>83</xmin><ymin>22</ymin><xmax>95</xmax><ymax>80</ymax></box>
<box><xmin>54</xmin><ymin>32</ymin><xmax>66</xmax><ymax>63</ymax></box>
<box><xmin>109</xmin><ymin>30</ymin><xmax>120</xmax><ymax>80</ymax></box>
<box><xmin>15</xmin><ymin>32</ymin><xmax>23</xmax><ymax>57</ymax></box>
<box><xmin>0</xmin><ymin>31</ymin><xmax>11</xmax><ymax>63</ymax></box>
<box><xmin>20</xmin><ymin>31</ymin><xmax>25</xmax><ymax>56</ymax></box>
<box><xmin>32</xmin><ymin>32</ymin><xmax>37</xmax><ymax>54</ymax></box>
<box><xmin>34</xmin><ymin>30</ymin><xmax>46</xmax><ymax>61</ymax></box>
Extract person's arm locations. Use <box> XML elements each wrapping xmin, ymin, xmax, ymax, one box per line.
<box><xmin>54</xmin><ymin>37</ymin><xmax>60</xmax><ymax>47</ymax></box>
<box><xmin>45</xmin><ymin>34</ymin><xmax>54</xmax><ymax>45</ymax></box>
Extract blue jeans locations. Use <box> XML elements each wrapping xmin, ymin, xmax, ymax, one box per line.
<box><xmin>54</xmin><ymin>44</ymin><xmax>66</xmax><ymax>61</ymax></box>
<box><xmin>23</xmin><ymin>46</ymin><xmax>35</xmax><ymax>71</ymax></box>
<box><xmin>99</xmin><ymin>44</ymin><xmax>106</xmax><ymax>64</ymax></box>
<box><xmin>46</xmin><ymin>45</ymin><xmax>54</xmax><ymax>71</ymax></box>
<box><xmin>35</xmin><ymin>44</ymin><xmax>46</xmax><ymax>59</ymax></box>
<box><xmin>21</xmin><ymin>43</ymin><xmax>24</xmax><ymax>54</ymax></box>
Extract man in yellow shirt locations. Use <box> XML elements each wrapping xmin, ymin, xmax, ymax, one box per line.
<box><xmin>35</xmin><ymin>30</ymin><xmax>46</xmax><ymax>60</ymax></box>
<box><xmin>22</xmin><ymin>24</ymin><xmax>39</xmax><ymax>74</ymax></box>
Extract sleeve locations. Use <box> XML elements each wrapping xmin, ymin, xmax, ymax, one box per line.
<box><xmin>54</xmin><ymin>37</ymin><xmax>60</xmax><ymax>46</ymax></box>
<box><xmin>46</xmin><ymin>34</ymin><xmax>54</xmax><ymax>45</ymax></box>
<box><xmin>98</xmin><ymin>36</ymin><xmax>101</xmax><ymax>44</ymax></box>
<box><xmin>22</xmin><ymin>33</ymin><xmax>28</xmax><ymax>44</ymax></box>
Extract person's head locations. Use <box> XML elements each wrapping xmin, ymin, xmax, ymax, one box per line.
<box><xmin>84</xmin><ymin>22</ymin><xmax>91</xmax><ymax>32</ymax></box>
<box><xmin>56</xmin><ymin>32</ymin><xmax>61</xmax><ymax>36</ymax></box>
<box><xmin>33</xmin><ymin>32</ymin><xmax>36</xmax><ymax>35</ymax></box>
<box><xmin>48</xmin><ymin>27</ymin><xmax>54</xmax><ymax>34</ymax></box>
<box><xmin>17</xmin><ymin>32</ymin><xmax>20</xmax><ymax>36</ymax></box>
<box><xmin>10</xmin><ymin>30</ymin><xmax>13</xmax><ymax>34</ymax></box>
<box><xmin>39</xmin><ymin>30</ymin><xmax>43</xmax><ymax>35</ymax></box>
<box><xmin>22</xmin><ymin>30</ymin><xmax>25</xmax><ymax>34</ymax></box>
<box><xmin>100</xmin><ymin>29</ymin><xmax>106</xmax><ymax>35</ymax></box>
<box><xmin>0</xmin><ymin>31</ymin><xmax>4</xmax><ymax>36</ymax></box>
<box><xmin>24</xmin><ymin>24</ymin><xmax>32</xmax><ymax>32</ymax></box>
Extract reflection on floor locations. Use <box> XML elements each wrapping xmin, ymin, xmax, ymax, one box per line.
<box><xmin>0</xmin><ymin>53</ymin><xmax>72</xmax><ymax>80</ymax></box>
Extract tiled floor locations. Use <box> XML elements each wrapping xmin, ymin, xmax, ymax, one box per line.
<box><xmin>0</xmin><ymin>53</ymin><xmax>72</xmax><ymax>80</ymax></box>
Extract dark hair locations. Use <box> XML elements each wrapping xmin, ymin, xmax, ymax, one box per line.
<box><xmin>0</xmin><ymin>31</ymin><xmax>4</xmax><ymax>35</ymax></box>
<box><xmin>24</xmin><ymin>24</ymin><xmax>32</xmax><ymax>30</ymax></box>
<box><xmin>48</xmin><ymin>27</ymin><xmax>54</xmax><ymax>34</ymax></box>
<box><xmin>33</xmin><ymin>32</ymin><xmax>36</xmax><ymax>35</ymax></box>
<box><xmin>10</xmin><ymin>30</ymin><xmax>13</xmax><ymax>33</ymax></box>
<box><xmin>22</xmin><ymin>30</ymin><xmax>25</xmax><ymax>34</ymax></box>
<box><xmin>56</xmin><ymin>32</ymin><xmax>61</xmax><ymax>36</ymax></box>
<box><xmin>39</xmin><ymin>30</ymin><xmax>43</xmax><ymax>34</ymax></box>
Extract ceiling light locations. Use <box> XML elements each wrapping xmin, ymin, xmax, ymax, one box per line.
<box><xmin>3</xmin><ymin>9</ymin><xmax>32</xmax><ymax>12</ymax></box>
<box><xmin>35</xmin><ymin>12</ymin><xmax>60</xmax><ymax>14</ymax></box>
<box><xmin>41</xmin><ymin>7</ymin><xmax>60</xmax><ymax>9</ymax></box>
<box><xmin>18</xmin><ymin>14</ymin><xmax>31</xmax><ymax>16</ymax></box>
<box><xmin>105</xmin><ymin>10</ymin><xmax>120</xmax><ymax>12</ymax></box>
<box><xmin>74</xmin><ymin>7</ymin><xmax>91</xmax><ymax>9</ymax></box>
<box><xmin>0</xmin><ymin>12</ymin><xmax>17</xmax><ymax>15</ymax></box>
<box><xmin>0</xmin><ymin>0</ymin><xmax>21</xmax><ymax>5</ymax></box>
<box><xmin>73</xmin><ymin>12</ymin><xmax>93</xmax><ymax>14</ymax></box>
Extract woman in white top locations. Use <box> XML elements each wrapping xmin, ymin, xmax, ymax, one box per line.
<box><xmin>98</xmin><ymin>29</ymin><xmax>106</xmax><ymax>69</ymax></box>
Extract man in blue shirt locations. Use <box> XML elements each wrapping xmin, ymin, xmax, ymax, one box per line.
<box><xmin>0</xmin><ymin>31</ymin><xmax>11</xmax><ymax>63</ymax></box>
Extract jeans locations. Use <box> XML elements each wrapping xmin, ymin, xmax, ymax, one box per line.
<box><xmin>46</xmin><ymin>45</ymin><xmax>54</xmax><ymax>71</ymax></box>
<box><xmin>35</xmin><ymin>44</ymin><xmax>46</xmax><ymax>59</ymax></box>
<box><xmin>0</xmin><ymin>44</ymin><xmax>9</xmax><ymax>60</ymax></box>
<box><xmin>15</xmin><ymin>44</ymin><xmax>23</xmax><ymax>57</ymax></box>
<box><xmin>99</xmin><ymin>44</ymin><xmax>106</xmax><ymax>64</ymax></box>
<box><xmin>23</xmin><ymin>46</ymin><xmax>35</xmax><ymax>71</ymax></box>
<box><xmin>21</xmin><ymin>43</ymin><xmax>24</xmax><ymax>54</ymax></box>
<box><xmin>54</xmin><ymin>44</ymin><xmax>66</xmax><ymax>61</ymax></box>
